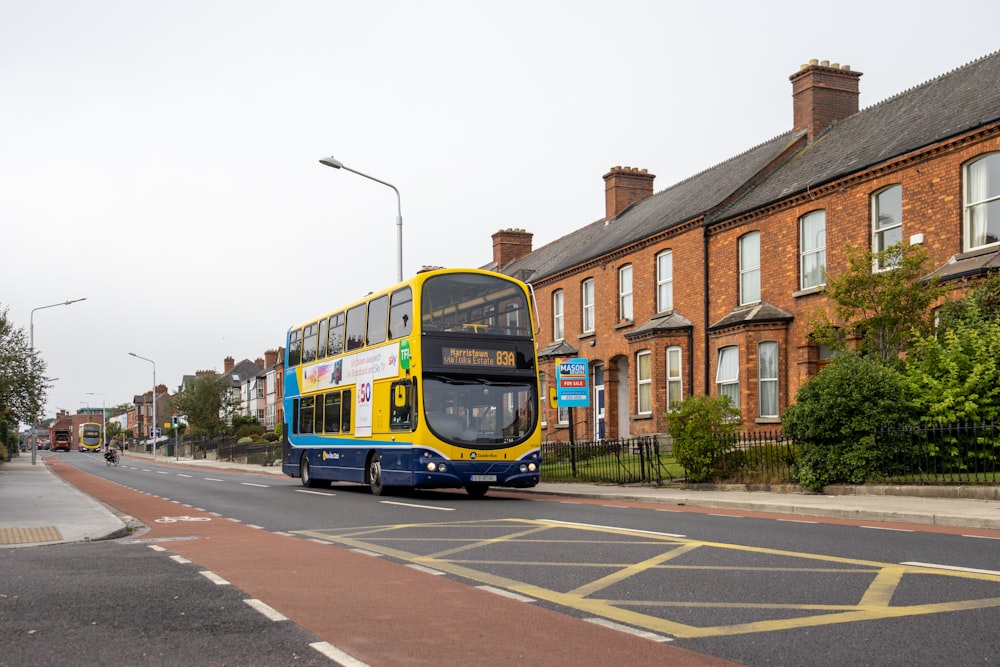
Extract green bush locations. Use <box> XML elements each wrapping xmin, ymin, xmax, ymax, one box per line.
<box><xmin>664</xmin><ymin>395</ymin><xmax>742</xmax><ymax>482</ymax></box>
<box><xmin>783</xmin><ymin>353</ymin><xmax>915</xmax><ymax>490</ymax></box>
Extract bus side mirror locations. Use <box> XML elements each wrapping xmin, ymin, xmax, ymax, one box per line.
<box><xmin>548</xmin><ymin>387</ymin><xmax>558</xmax><ymax>409</ymax></box>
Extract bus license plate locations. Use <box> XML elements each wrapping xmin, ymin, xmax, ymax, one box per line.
<box><xmin>470</xmin><ymin>475</ymin><xmax>496</xmax><ymax>482</ymax></box>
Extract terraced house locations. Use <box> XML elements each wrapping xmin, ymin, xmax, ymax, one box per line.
<box><xmin>488</xmin><ymin>52</ymin><xmax>1000</xmax><ymax>442</ymax></box>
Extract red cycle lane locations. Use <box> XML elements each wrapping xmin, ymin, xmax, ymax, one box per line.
<box><xmin>50</xmin><ymin>460</ymin><xmax>739</xmax><ymax>667</ymax></box>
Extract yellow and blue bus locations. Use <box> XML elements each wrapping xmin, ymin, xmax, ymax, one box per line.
<box><xmin>79</xmin><ymin>422</ymin><xmax>102</xmax><ymax>452</ymax></box>
<box><xmin>282</xmin><ymin>268</ymin><xmax>541</xmax><ymax>497</ymax></box>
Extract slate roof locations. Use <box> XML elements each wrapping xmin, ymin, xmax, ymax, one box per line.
<box><xmin>709</xmin><ymin>302</ymin><xmax>795</xmax><ymax>332</ymax></box>
<box><xmin>716</xmin><ymin>51</ymin><xmax>1000</xmax><ymax>220</ymax></box>
<box><xmin>501</xmin><ymin>131</ymin><xmax>800</xmax><ymax>283</ymax></box>
<box><xmin>500</xmin><ymin>51</ymin><xmax>1000</xmax><ymax>284</ymax></box>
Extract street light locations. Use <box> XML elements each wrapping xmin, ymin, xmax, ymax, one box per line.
<box><xmin>319</xmin><ymin>155</ymin><xmax>403</xmax><ymax>283</ymax></box>
<box><xmin>85</xmin><ymin>392</ymin><xmax>106</xmax><ymax>452</ymax></box>
<box><xmin>128</xmin><ymin>352</ymin><xmax>156</xmax><ymax>461</ymax></box>
<box><xmin>29</xmin><ymin>298</ymin><xmax>86</xmax><ymax>465</ymax></box>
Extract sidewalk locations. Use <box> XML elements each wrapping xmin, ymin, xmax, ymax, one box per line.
<box><xmin>3</xmin><ymin>451</ymin><xmax>1000</xmax><ymax>548</ymax></box>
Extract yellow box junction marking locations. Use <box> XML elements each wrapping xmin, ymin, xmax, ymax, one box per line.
<box><xmin>295</xmin><ymin>518</ymin><xmax>1000</xmax><ymax>639</ymax></box>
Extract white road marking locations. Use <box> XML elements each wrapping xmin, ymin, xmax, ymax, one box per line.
<box><xmin>295</xmin><ymin>489</ymin><xmax>336</xmax><ymax>496</ymax></box>
<box><xmin>380</xmin><ymin>500</ymin><xmax>454</xmax><ymax>511</ymax></box>
<box><xmin>244</xmin><ymin>598</ymin><xmax>288</xmax><ymax>622</ymax></box>
<box><xmin>585</xmin><ymin>617</ymin><xmax>673</xmax><ymax>643</ymax></box>
<box><xmin>204</xmin><ymin>477</ymin><xmax>224</xmax><ymax>482</ymax></box>
<box><xmin>241</xmin><ymin>482</ymin><xmax>269</xmax><ymax>488</ymax></box>
<box><xmin>406</xmin><ymin>564</ymin><xmax>445</xmax><ymax>576</ymax></box>
<box><xmin>477</xmin><ymin>585</ymin><xmax>536</xmax><ymax>603</ymax></box>
<box><xmin>861</xmin><ymin>526</ymin><xmax>914</xmax><ymax>532</ymax></box>
<box><xmin>902</xmin><ymin>561</ymin><xmax>1000</xmax><ymax>576</ymax></box>
<box><xmin>309</xmin><ymin>642</ymin><xmax>370</xmax><ymax>667</ymax></box>
<box><xmin>542</xmin><ymin>519</ymin><xmax>686</xmax><ymax>538</ymax></box>
<box><xmin>199</xmin><ymin>571</ymin><xmax>231</xmax><ymax>585</ymax></box>
<box><xmin>169</xmin><ymin>555</ymin><xmax>191</xmax><ymax>564</ymax></box>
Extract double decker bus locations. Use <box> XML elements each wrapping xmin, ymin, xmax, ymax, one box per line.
<box><xmin>282</xmin><ymin>268</ymin><xmax>541</xmax><ymax>497</ymax></box>
<box><xmin>78</xmin><ymin>422</ymin><xmax>102</xmax><ymax>452</ymax></box>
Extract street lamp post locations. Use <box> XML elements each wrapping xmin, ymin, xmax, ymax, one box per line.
<box><xmin>85</xmin><ymin>392</ymin><xmax>106</xmax><ymax>452</ymax></box>
<box><xmin>319</xmin><ymin>155</ymin><xmax>403</xmax><ymax>283</ymax></box>
<box><xmin>29</xmin><ymin>298</ymin><xmax>86</xmax><ymax>465</ymax></box>
<box><xmin>128</xmin><ymin>352</ymin><xmax>156</xmax><ymax>461</ymax></box>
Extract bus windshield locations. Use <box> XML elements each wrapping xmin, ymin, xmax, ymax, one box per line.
<box><xmin>423</xmin><ymin>376</ymin><xmax>537</xmax><ymax>448</ymax></box>
<box><xmin>421</xmin><ymin>273</ymin><xmax>532</xmax><ymax>337</ymax></box>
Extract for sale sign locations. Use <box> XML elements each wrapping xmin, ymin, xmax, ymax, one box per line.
<box><xmin>556</xmin><ymin>357</ymin><xmax>590</xmax><ymax>407</ymax></box>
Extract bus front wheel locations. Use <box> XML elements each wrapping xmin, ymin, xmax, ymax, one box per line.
<box><xmin>367</xmin><ymin>454</ymin><xmax>387</xmax><ymax>496</ymax></box>
<box><xmin>465</xmin><ymin>483</ymin><xmax>489</xmax><ymax>498</ymax></box>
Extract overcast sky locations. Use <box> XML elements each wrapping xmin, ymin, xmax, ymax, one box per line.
<box><xmin>3</xmin><ymin>1</ymin><xmax>998</xmax><ymax>423</ymax></box>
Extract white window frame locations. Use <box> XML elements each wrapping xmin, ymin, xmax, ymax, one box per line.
<box><xmin>581</xmin><ymin>278</ymin><xmax>595</xmax><ymax>333</ymax></box>
<box><xmin>800</xmin><ymin>210</ymin><xmax>826</xmax><ymax>290</ymax></box>
<box><xmin>716</xmin><ymin>346</ymin><xmax>740</xmax><ymax>408</ymax></box>
<box><xmin>636</xmin><ymin>350</ymin><xmax>652</xmax><ymax>415</ymax></box>
<box><xmin>758</xmin><ymin>341</ymin><xmax>778</xmax><ymax>418</ymax></box>
<box><xmin>619</xmin><ymin>265</ymin><xmax>633</xmax><ymax>321</ymax></box>
<box><xmin>656</xmin><ymin>250</ymin><xmax>673</xmax><ymax>313</ymax></box>
<box><xmin>739</xmin><ymin>232</ymin><xmax>761</xmax><ymax>305</ymax></box>
<box><xmin>964</xmin><ymin>153</ymin><xmax>1000</xmax><ymax>252</ymax></box>
<box><xmin>552</xmin><ymin>290</ymin><xmax>564</xmax><ymax>341</ymax></box>
<box><xmin>666</xmin><ymin>346</ymin><xmax>682</xmax><ymax>410</ymax></box>
<box><xmin>872</xmin><ymin>185</ymin><xmax>903</xmax><ymax>271</ymax></box>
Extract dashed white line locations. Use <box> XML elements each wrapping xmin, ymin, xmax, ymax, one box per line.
<box><xmin>169</xmin><ymin>555</ymin><xmax>192</xmax><ymax>564</ymax></box>
<box><xmin>861</xmin><ymin>526</ymin><xmax>914</xmax><ymax>532</ymax></box>
<box><xmin>380</xmin><ymin>500</ymin><xmax>454</xmax><ymax>511</ymax></box>
<box><xmin>902</xmin><ymin>561</ymin><xmax>1000</xmax><ymax>576</ymax></box>
<box><xmin>349</xmin><ymin>548</ymin><xmax>383</xmax><ymax>558</ymax></box>
<box><xmin>406</xmin><ymin>564</ymin><xmax>445</xmax><ymax>576</ymax></box>
<box><xmin>241</xmin><ymin>482</ymin><xmax>269</xmax><ymax>488</ymax></box>
<box><xmin>295</xmin><ymin>489</ymin><xmax>336</xmax><ymax>496</ymax></box>
<box><xmin>585</xmin><ymin>617</ymin><xmax>673</xmax><ymax>643</ymax></box>
<box><xmin>309</xmin><ymin>641</ymin><xmax>370</xmax><ymax>667</ymax></box>
<box><xmin>542</xmin><ymin>519</ymin><xmax>686</xmax><ymax>538</ymax></box>
<box><xmin>477</xmin><ymin>585</ymin><xmax>536</xmax><ymax>603</ymax></box>
<box><xmin>204</xmin><ymin>477</ymin><xmax>224</xmax><ymax>482</ymax></box>
<box><xmin>177</xmin><ymin>474</ymin><xmax>193</xmax><ymax>478</ymax></box>
<box><xmin>244</xmin><ymin>598</ymin><xmax>288</xmax><ymax>622</ymax></box>
<box><xmin>199</xmin><ymin>571</ymin><xmax>231</xmax><ymax>586</ymax></box>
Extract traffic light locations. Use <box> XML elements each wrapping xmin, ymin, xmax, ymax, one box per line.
<box><xmin>171</xmin><ymin>415</ymin><xmax>178</xmax><ymax>427</ymax></box>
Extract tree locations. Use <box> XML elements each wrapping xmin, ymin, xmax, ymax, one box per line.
<box><xmin>170</xmin><ymin>373</ymin><xmax>234</xmax><ymax>437</ymax></box>
<box><xmin>783</xmin><ymin>353</ymin><xmax>916</xmax><ymax>490</ymax></box>
<box><xmin>664</xmin><ymin>395</ymin><xmax>742</xmax><ymax>482</ymax></box>
<box><xmin>0</xmin><ymin>305</ymin><xmax>47</xmax><ymax>425</ymax></box>
<box><xmin>906</xmin><ymin>283</ymin><xmax>1000</xmax><ymax>423</ymax></box>
<box><xmin>810</xmin><ymin>243</ymin><xmax>947</xmax><ymax>362</ymax></box>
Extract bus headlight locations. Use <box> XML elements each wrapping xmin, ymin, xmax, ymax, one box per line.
<box><xmin>528</xmin><ymin>462</ymin><xmax>537</xmax><ymax>472</ymax></box>
<box><xmin>426</xmin><ymin>462</ymin><xmax>437</xmax><ymax>472</ymax></box>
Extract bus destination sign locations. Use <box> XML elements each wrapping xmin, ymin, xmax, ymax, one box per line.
<box><xmin>442</xmin><ymin>346</ymin><xmax>517</xmax><ymax>368</ymax></box>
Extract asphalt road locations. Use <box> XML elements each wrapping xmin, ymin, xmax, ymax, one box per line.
<box><xmin>8</xmin><ymin>453</ymin><xmax>1000</xmax><ymax>666</ymax></box>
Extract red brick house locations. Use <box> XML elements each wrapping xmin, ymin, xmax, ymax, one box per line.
<box><xmin>491</xmin><ymin>53</ymin><xmax>1000</xmax><ymax>441</ymax></box>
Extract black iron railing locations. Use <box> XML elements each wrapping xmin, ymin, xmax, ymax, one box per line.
<box><xmin>540</xmin><ymin>436</ymin><xmax>674</xmax><ymax>484</ymax></box>
<box><xmin>873</xmin><ymin>420</ymin><xmax>1000</xmax><ymax>484</ymax></box>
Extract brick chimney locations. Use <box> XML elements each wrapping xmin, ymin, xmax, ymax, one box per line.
<box><xmin>224</xmin><ymin>356</ymin><xmax>235</xmax><ymax>374</ymax></box>
<box><xmin>491</xmin><ymin>228</ymin><xmax>533</xmax><ymax>271</ymax></box>
<box><xmin>790</xmin><ymin>59</ymin><xmax>862</xmax><ymax>139</ymax></box>
<box><xmin>603</xmin><ymin>166</ymin><xmax>655</xmax><ymax>220</ymax></box>
<box><xmin>264</xmin><ymin>349</ymin><xmax>279</xmax><ymax>368</ymax></box>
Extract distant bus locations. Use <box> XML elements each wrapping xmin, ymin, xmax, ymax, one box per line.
<box><xmin>79</xmin><ymin>422</ymin><xmax>102</xmax><ymax>452</ymax></box>
<box><xmin>282</xmin><ymin>268</ymin><xmax>541</xmax><ymax>497</ymax></box>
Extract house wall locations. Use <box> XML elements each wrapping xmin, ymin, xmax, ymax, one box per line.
<box><xmin>530</xmin><ymin>125</ymin><xmax>1000</xmax><ymax>441</ymax></box>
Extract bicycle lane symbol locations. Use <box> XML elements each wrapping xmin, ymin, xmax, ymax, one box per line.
<box><xmin>155</xmin><ymin>516</ymin><xmax>213</xmax><ymax>523</ymax></box>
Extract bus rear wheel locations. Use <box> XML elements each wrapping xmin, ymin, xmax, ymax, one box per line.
<box><xmin>300</xmin><ymin>455</ymin><xmax>327</xmax><ymax>488</ymax></box>
<box><xmin>465</xmin><ymin>483</ymin><xmax>489</xmax><ymax>498</ymax></box>
<box><xmin>367</xmin><ymin>454</ymin><xmax>387</xmax><ymax>496</ymax></box>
